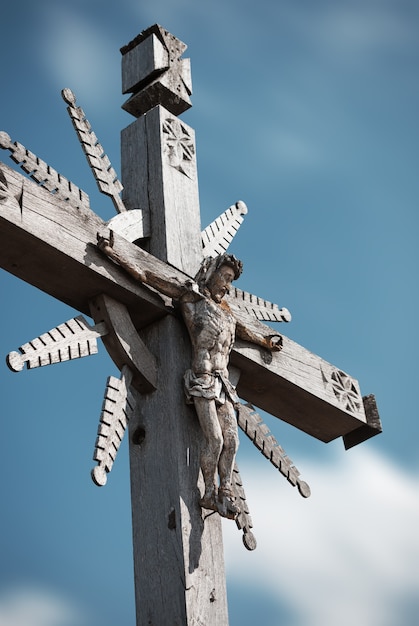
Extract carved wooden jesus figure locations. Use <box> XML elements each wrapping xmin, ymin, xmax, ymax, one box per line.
<box><xmin>97</xmin><ymin>235</ymin><xmax>281</xmax><ymax>519</ymax></box>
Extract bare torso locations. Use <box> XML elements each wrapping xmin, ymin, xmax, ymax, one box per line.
<box><xmin>181</xmin><ymin>296</ymin><xmax>236</xmax><ymax>375</ymax></box>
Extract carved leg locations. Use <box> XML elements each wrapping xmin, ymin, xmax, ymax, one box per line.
<box><xmin>193</xmin><ymin>396</ymin><xmax>223</xmax><ymax>511</ymax></box>
<box><xmin>217</xmin><ymin>400</ymin><xmax>239</xmax><ymax>492</ymax></box>
<box><xmin>217</xmin><ymin>400</ymin><xmax>240</xmax><ymax>520</ymax></box>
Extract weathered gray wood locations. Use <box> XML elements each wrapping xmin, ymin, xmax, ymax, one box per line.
<box><xmin>121</xmin><ymin>32</ymin><xmax>169</xmax><ymax>95</ymax></box>
<box><xmin>121</xmin><ymin>25</ymin><xmax>192</xmax><ymax>118</ymax></box>
<box><xmin>106</xmin><ymin>209</ymin><xmax>150</xmax><ymax>242</ymax></box>
<box><xmin>237</xmin><ymin>404</ymin><xmax>311</xmax><ymax>497</ymax></box>
<box><xmin>228</xmin><ymin>286</ymin><xmax>292</xmax><ymax>323</ymax></box>
<box><xmin>0</xmin><ymin>161</ymin><xmax>166</xmax><ymax>329</ymax></box>
<box><xmin>62</xmin><ymin>88</ymin><xmax>126</xmax><ymax>214</ymax></box>
<box><xmin>231</xmin><ymin>462</ymin><xmax>257</xmax><ymax>551</ymax></box>
<box><xmin>230</xmin><ymin>308</ymin><xmax>369</xmax><ymax>442</ymax></box>
<box><xmin>6</xmin><ymin>315</ymin><xmax>107</xmax><ymax>372</ymax></box>
<box><xmin>344</xmin><ymin>394</ymin><xmax>382</xmax><ymax>449</ymax></box>
<box><xmin>0</xmin><ymin>157</ymin><xmax>376</xmax><ymax>445</ymax></box>
<box><xmin>94</xmin><ymin>227</ymin><xmax>372</xmax><ymax>444</ymax></box>
<box><xmin>129</xmin><ymin>317</ymin><xmax>229</xmax><ymax>625</ymax></box>
<box><xmin>122</xmin><ymin>89</ymin><xmax>229</xmax><ymax>622</ymax></box>
<box><xmin>201</xmin><ymin>200</ymin><xmax>248</xmax><ymax>258</ymax></box>
<box><xmin>121</xmin><ymin>105</ymin><xmax>202</xmax><ymax>276</ymax></box>
<box><xmin>0</xmin><ymin>131</ymin><xmax>90</xmax><ymax>210</ymax></box>
<box><xmin>92</xmin><ymin>365</ymin><xmax>135</xmax><ymax>486</ymax></box>
<box><xmin>89</xmin><ymin>293</ymin><xmax>157</xmax><ymax>393</ymax></box>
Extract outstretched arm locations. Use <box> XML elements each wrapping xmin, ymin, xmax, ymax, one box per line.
<box><xmin>235</xmin><ymin>319</ymin><xmax>283</xmax><ymax>352</ymax></box>
<box><xmin>97</xmin><ymin>231</ymin><xmax>190</xmax><ymax>301</ymax></box>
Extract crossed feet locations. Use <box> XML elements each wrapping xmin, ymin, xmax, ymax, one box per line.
<box><xmin>200</xmin><ymin>487</ymin><xmax>239</xmax><ymax>520</ymax></box>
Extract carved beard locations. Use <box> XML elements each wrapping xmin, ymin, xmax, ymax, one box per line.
<box><xmin>211</xmin><ymin>290</ymin><xmax>225</xmax><ymax>303</ymax></box>
<box><xmin>207</xmin><ymin>279</ymin><xmax>228</xmax><ymax>303</ymax></box>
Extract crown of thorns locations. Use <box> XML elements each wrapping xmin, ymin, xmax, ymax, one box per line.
<box><xmin>195</xmin><ymin>254</ymin><xmax>243</xmax><ymax>289</ymax></box>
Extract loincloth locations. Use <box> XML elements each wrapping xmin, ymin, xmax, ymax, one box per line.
<box><xmin>184</xmin><ymin>370</ymin><xmax>239</xmax><ymax>407</ymax></box>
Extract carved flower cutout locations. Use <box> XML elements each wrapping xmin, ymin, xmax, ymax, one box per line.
<box><xmin>163</xmin><ymin>118</ymin><xmax>195</xmax><ymax>178</ymax></box>
<box><xmin>329</xmin><ymin>369</ymin><xmax>362</xmax><ymax>413</ymax></box>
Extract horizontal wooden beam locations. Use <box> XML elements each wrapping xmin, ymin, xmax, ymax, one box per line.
<box><xmin>231</xmin><ymin>330</ymin><xmax>369</xmax><ymax>444</ymax></box>
<box><xmin>0</xmin><ymin>161</ymin><xmax>166</xmax><ymax>329</ymax></box>
<box><xmin>0</xmin><ymin>161</ymin><xmax>380</xmax><ymax>445</ymax></box>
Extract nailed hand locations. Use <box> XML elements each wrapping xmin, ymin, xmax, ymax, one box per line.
<box><xmin>97</xmin><ymin>229</ymin><xmax>114</xmax><ymax>251</ymax></box>
<box><xmin>266</xmin><ymin>334</ymin><xmax>283</xmax><ymax>352</ymax></box>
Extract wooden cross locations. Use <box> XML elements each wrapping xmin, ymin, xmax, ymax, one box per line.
<box><xmin>0</xmin><ymin>24</ymin><xmax>381</xmax><ymax>626</ymax></box>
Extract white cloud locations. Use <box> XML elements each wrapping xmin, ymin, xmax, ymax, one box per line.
<box><xmin>0</xmin><ymin>587</ymin><xmax>88</xmax><ymax>626</ymax></box>
<box><xmin>223</xmin><ymin>447</ymin><xmax>419</xmax><ymax>626</ymax></box>
<box><xmin>40</xmin><ymin>5</ymin><xmax>119</xmax><ymax>110</ymax></box>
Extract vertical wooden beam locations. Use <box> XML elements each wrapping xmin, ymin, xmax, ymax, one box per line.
<box><xmin>121</xmin><ymin>28</ymin><xmax>229</xmax><ymax>625</ymax></box>
<box><xmin>121</xmin><ymin>107</ymin><xmax>202</xmax><ymax>277</ymax></box>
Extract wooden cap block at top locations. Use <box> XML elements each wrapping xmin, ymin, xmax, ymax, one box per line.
<box><xmin>121</xmin><ymin>33</ymin><xmax>169</xmax><ymax>95</ymax></box>
<box><xmin>121</xmin><ymin>24</ymin><xmax>192</xmax><ymax>118</ymax></box>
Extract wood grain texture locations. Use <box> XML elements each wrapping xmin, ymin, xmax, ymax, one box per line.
<box><xmin>0</xmin><ymin>160</ymin><xmax>166</xmax><ymax>329</ymax></box>
<box><xmin>6</xmin><ymin>315</ymin><xmax>107</xmax><ymax>372</ymax></box>
<box><xmin>121</xmin><ymin>106</ymin><xmax>202</xmax><ymax>276</ymax></box>
<box><xmin>231</xmin><ymin>462</ymin><xmax>257</xmax><ymax>551</ymax></box>
<box><xmin>129</xmin><ymin>318</ymin><xmax>229</xmax><ymax>625</ymax></box>
<box><xmin>227</xmin><ymin>286</ymin><xmax>292</xmax><ymax>323</ymax></box>
<box><xmin>121</xmin><ymin>32</ymin><xmax>169</xmax><ymax>94</ymax></box>
<box><xmin>61</xmin><ymin>89</ymin><xmax>126</xmax><ymax>214</ymax></box>
<box><xmin>0</xmin><ymin>159</ymin><xmax>375</xmax><ymax>445</ymax></box>
<box><xmin>95</xmin><ymin>227</ymin><xmax>373</xmax><ymax>444</ymax></box>
<box><xmin>201</xmin><ymin>200</ymin><xmax>248</xmax><ymax>258</ymax></box>
<box><xmin>121</xmin><ymin>25</ymin><xmax>192</xmax><ymax>117</ymax></box>
<box><xmin>232</xmin><ymin>339</ymin><xmax>364</xmax><ymax>443</ymax></box>
<box><xmin>92</xmin><ymin>365</ymin><xmax>135</xmax><ymax>486</ymax></box>
<box><xmin>0</xmin><ymin>130</ymin><xmax>90</xmax><ymax>210</ymax></box>
<box><xmin>237</xmin><ymin>403</ymin><xmax>311</xmax><ymax>497</ymax></box>
<box><xmin>230</xmin><ymin>310</ymin><xmax>370</xmax><ymax>443</ymax></box>
<box><xmin>89</xmin><ymin>293</ymin><xmax>157</xmax><ymax>394</ymax></box>
<box><xmin>121</xmin><ymin>102</ymin><xmax>229</xmax><ymax>625</ymax></box>
<box><xmin>343</xmin><ymin>394</ymin><xmax>382</xmax><ymax>450</ymax></box>
<box><xmin>105</xmin><ymin>209</ymin><xmax>150</xmax><ymax>242</ymax></box>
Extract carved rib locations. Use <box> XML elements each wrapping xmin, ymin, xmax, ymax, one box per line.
<box><xmin>61</xmin><ymin>88</ymin><xmax>126</xmax><ymax>214</ymax></box>
<box><xmin>0</xmin><ymin>131</ymin><xmax>90</xmax><ymax>210</ymax></box>
<box><xmin>91</xmin><ymin>366</ymin><xmax>135</xmax><ymax>486</ymax></box>
<box><xmin>6</xmin><ymin>316</ymin><xmax>108</xmax><ymax>372</ymax></box>
<box><xmin>228</xmin><ymin>287</ymin><xmax>292</xmax><ymax>323</ymax></box>
<box><xmin>237</xmin><ymin>403</ymin><xmax>311</xmax><ymax>498</ymax></box>
<box><xmin>201</xmin><ymin>201</ymin><xmax>248</xmax><ymax>257</ymax></box>
<box><xmin>231</xmin><ymin>462</ymin><xmax>257</xmax><ymax>551</ymax></box>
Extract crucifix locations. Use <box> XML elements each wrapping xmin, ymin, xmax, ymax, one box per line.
<box><xmin>0</xmin><ymin>24</ymin><xmax>381</xmax><ymax>625</ymax></box>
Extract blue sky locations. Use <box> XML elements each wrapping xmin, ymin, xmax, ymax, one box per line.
<box><xmin>0</xmin><ymin>1</ymin><xmax>418</xmax><ymax>625</ymax></box>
